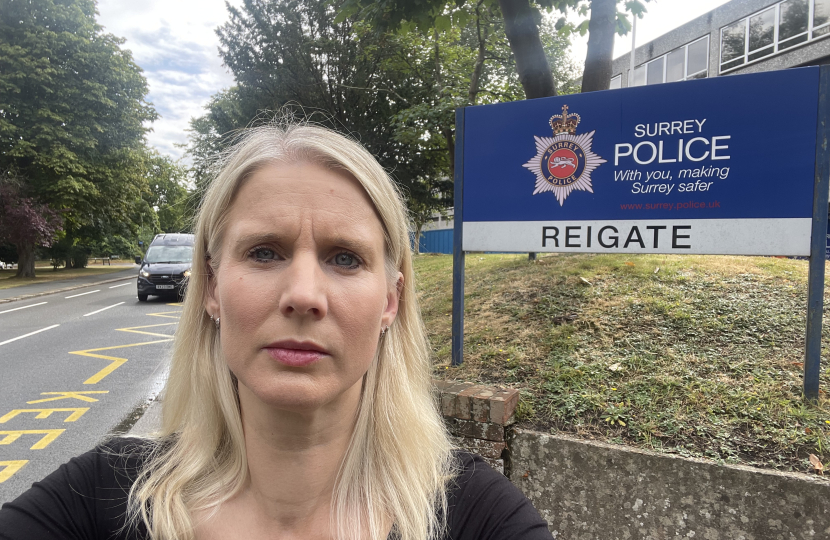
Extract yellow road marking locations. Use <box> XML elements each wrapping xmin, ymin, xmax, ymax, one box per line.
<box><xmin>147</xmin><ymin>310</ymin><xmax>181</xmax><ymax>320</ymax></box>
<box><xmin>27</xmin><ymin>391</ymin><xmax>109</xmax><ymax>404</ymax></box>
<box><xmin>116</xmin><ymin>323</ymin><xmax>177</xmax><ymax>338</ymax></box>
<box><xmin>0</xmin><ymin>460</ymin><xmax>28</xmax><ymax>483</ymax></box>
<box><xmin>68</xmin><ymin>308</ymin><xmax>182</xmax><ymax>384</ymax></box>
<box><xmin>0</xmin><ymin>408</ymin><xmax>89</xmax><ymax>423</ymax></box>
<box><xmin>0</xmin><ymin>429</ymin><xmax>65</xmax><ymax>449</ymax></box>
<box><xmin>69</xmin><ymin>340</ymin><xmax>172</xmax><ymax>384</ymax></box>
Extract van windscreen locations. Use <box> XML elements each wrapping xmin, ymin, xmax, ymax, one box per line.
<box><xmin>145</xmin><ymin>246</ymin><xmax>193</xmax><ymax>264</ymax></box>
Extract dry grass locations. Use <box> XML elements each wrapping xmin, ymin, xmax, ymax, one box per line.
<box><xmin>417</xmin><ymin>253</ymin><xmax>830</xmax><ymax>474</ymax></box>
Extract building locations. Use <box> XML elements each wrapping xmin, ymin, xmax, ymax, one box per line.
<box><xmin>414</xmin><ymin>210</ymin><xmax>454</xmax><ymax>254</ymax></box>
<box><xmin>610</xmin><ymin>0</ymin><xmax>830</xmax><ymax>89</ymax></box>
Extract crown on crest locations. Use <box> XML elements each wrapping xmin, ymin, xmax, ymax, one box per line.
<box><xmin>549</xmin><ymin>105</ymin><xmax>581</xmax><ymax>135</ymax></box>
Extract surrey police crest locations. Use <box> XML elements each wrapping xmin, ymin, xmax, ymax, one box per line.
<box><xmin>523</xmin><ymin>105</ymin><xmax>606</xmax><ymax>206</ymax></box>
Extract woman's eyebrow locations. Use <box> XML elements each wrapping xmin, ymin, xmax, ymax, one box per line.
<box><xmin>327</xmin><ymin>236</ymin><xmax>376</xmax><ymax>255</ymax></box>
<box><xmin>233</xmin><ymin>232</ymin><xmax>377</xmax><ymax>255</ymax></box>
<box><xmin>234</xmin><ymin>232</ymin><xmax>284</xmax><ymax>249</ymax></box>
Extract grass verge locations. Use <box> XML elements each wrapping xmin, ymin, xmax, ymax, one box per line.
<box><xmin>417</xmin><ymin>253</ymin><xmax>830</xmax><ymax>474</ymax></box>
<box><xmin>0</xmin><ymin>265</ymin><xmax>133</xmax><ymax>290</ymax></box>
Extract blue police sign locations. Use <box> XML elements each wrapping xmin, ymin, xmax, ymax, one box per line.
<box><xmin>461</xmin><ymin>67</ymin><xmax>820</xmax><ymax>256</ymax></box>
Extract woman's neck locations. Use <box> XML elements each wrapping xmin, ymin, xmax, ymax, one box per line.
<box><xmin>194</xmin><ymin>379</ymin><xmax>364</xmax><ymax>539</ymax></box>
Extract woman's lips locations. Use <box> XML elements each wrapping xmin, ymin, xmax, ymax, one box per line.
<box><xmin>264</xmin><ymin>342</ymin><xmax>327</xmax><ymax>367</ymax></box>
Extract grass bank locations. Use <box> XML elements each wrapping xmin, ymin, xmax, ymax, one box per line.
<box><xmin>417</xmin><ymin>253</ymin><xmax>830</xmax><ymax>474</ymax></box>
<box><xmin>0</xmin><ymin>264</ymin><xmax>133</xmax><ymax>290</ymax></box>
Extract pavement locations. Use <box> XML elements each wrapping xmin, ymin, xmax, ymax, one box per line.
<box><xmin>0</xmin><ymin>265</ymin><xmax>139</xmax><ymax>303</ymax></box>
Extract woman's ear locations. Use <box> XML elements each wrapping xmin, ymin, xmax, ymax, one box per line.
<box><xmin>204</xmin><ymin>260</ymin><xmax>220</xmax><ymax>317</ymax></box>
<box><xmin>381</xmin><ymin>272</ymin><xmax>404</xmax><ymax>327</ymax></box>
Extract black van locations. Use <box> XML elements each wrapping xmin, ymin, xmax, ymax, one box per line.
<box><xmin>135</xmin><ymin>233</ymin><xmax>195</xmax><ymax>302</ymax></box>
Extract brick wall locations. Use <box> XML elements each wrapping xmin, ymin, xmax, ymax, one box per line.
<box><xmin>433</xmin><ymin>380</ymin><xmax>519</xmax><ymax>473</ymax></box>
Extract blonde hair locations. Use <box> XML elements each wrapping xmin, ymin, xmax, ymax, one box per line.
<box><xmin>128</xmin><ymin>124</ymin><xmax>455</xmax><ymax>540</ymax></box>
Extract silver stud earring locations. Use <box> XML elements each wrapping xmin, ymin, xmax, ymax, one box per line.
<box><xmin>214</xmin><ymin>317</ymin><xmax>220</xmax><ymax>330</ymax></box>
<box><xmin>380</xmin><ymin>325</ymin><xmax>389</xmax><ymax>338</ymax></box>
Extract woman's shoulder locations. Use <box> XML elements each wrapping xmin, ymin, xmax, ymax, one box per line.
<box><xmin>446</xmin><ymin>451</ymin><xmax>553</xmax><ymax>539</ymax></box>
<box><xmin>0</xmin><ymin>436</ymin><xmax>158</xmax><ymax>540</ymax></box>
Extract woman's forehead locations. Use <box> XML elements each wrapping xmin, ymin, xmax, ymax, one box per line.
<box><xmin>223</xmin><ymin>162</ymin><xmax>385</xmax><ymax>247</ymax></box>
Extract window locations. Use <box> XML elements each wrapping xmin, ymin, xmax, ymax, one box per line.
<box><xmin>687</xmin><ymin>38</ymin><xmax>708</xmax><ymax>78</ymax></box>
<box><xmin>646</xmin><ymin>57</ymin><xmax>665</xmax><ymax>85</ymax></box>
<box><xmin>779</xmin><ymin>0</ymin><xmax>809</xmax><ymax>50</ymax></box>
<box><xmin>720</xmin><ymin>0</ymin><xmax>830</xmax><ymax>73</ymax></box>
<box><xmin>666</xmin><ymin>48</ymin><xmax>685</xmax><ymax>82</ymax></box>
<box><xmin>748</xmin><ymin>7</ymin><xmax>776</xmax><ymax>61</ymax></box>
<box><xmin>609</xmin><ymin>75</ymin><xmax>621</xmax><ymax>89</ymax></box>
<box><xmin>632</xmin><ymin>64</ymin><xmax>646</xmax><ymax>86</ymax></box>
<box><xmin>630</xmin><ymin>36</ymin><xmax>709</xmax><ymax>86</ymax></box>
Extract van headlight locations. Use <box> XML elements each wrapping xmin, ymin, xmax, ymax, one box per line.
<box><xmin>140</xmin><ymin>269</ymin><xmax>150</xmax><ymax>277</ymax></box>
<box><xmin>183</xmin><ymin>269</ymin><xmax>191</xmax><ymax>278</ymax></box>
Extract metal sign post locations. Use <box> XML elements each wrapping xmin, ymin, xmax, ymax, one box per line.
<box><xmin>452</xmin><ymin>108</ymin><xmax>466</xmax><ymax>367</ymax></box>
<box><xmin>451</xmin><ymin>66</ymin><xmax>827</xmax><ymax>399</ymax></box>
<box><xmin>805</xmin><ymin>65</ymin><xmax>830</xmax><ymax>401</ymax></box>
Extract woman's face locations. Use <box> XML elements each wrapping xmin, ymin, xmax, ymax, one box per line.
<box><xmin>205</xmin><ymin>162</ymin><xmax>401</xmax><ymax>413</ymax></box>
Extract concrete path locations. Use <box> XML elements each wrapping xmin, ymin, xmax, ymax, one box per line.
<box><xmin>0</xmin><ymin>266</ymin><xmax>139</xmax><ymax>303</ymax></box>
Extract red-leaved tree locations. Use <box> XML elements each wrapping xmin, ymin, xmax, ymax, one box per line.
<box><xmin>0</xmin><ymin>183</ymin><xmax>63</xmax><ymax>278</ymax></box>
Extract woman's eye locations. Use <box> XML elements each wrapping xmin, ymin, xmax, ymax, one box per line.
<box><xmin>333</xmin><ymin>252</ymin><xmax>358</xmax><ymax>267</ymax></box>
<box><xmin>250</xmin><ymin>247</ymin><xmax>276</xmax><ymax>261</ymax></box>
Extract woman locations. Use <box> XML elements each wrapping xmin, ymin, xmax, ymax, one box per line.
<box><xmin>0</xmin><ymin>125</ymin><xmax>552</xmax><ymax>539</ymax></box>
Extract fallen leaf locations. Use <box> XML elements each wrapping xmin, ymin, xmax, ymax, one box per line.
<box><xmin>579</xmin><ymin>277</ymin><xmax>592</xmax><ymax>286</ymax></box>
<box><xmin>608</xmin><ymin>363</ymin><xmax>622</xmax><ymax>372</ymax></box>
<box><xmin>654</xmin><ymin>267</ymin><xmax>660</xmax><ymax>274</ymax></box>
<box><xmin>809</xmin><ymin>454</ymin><xmax>824</xmax><ymax>475</ymax></box>
<box><xmin>625</xmin><ymin>262</ymin><xmax>635</xmax><ymax>266</ymax></box>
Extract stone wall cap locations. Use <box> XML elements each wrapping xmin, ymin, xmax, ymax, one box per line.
<box><xmin>511</xmin><ymin>428</ymin><xmax>830</xmax><ymax>485</ymax></box>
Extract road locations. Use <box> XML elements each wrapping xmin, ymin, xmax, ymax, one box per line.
<box><xmin>0</xmin><ymin>274</ymin><xmax>181</xmax><ymax>503</ymax></box>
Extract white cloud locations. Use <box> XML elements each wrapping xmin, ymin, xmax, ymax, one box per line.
<box><xmin>96</xmin><ymin>0</ymin><xmax>241</xmax><ymax>161</ymax></box>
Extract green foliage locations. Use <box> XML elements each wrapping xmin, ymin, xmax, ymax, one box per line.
<box><xmin>0</xmin><ymin>0</ymin><xmax>158</xmax><ymax>271</ymax></box>
<box><xmin>186</xmin><ymin>0</ymin><xmax>577</xmax><ymax>227</ymax></box>
<box><xmin>144</xmin><ymin>151</ymin><xmax>192</xmax><ymax>234</ymax></box>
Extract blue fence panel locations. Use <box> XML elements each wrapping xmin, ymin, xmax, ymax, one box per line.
<box><xmin>418</xmin><ymin>229</ymin><xmax>454</xmax><ymax>254</ymax></box>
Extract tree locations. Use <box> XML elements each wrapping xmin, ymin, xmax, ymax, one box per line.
<box><xmin>0</xmin><ymin>0</ymin><xmax>157</xmax><ymax>277</ymax></box>
<box><xmin>339</xmin><ymin>0</ymin><xmax>650</xmax><ymax>96</ymax></box>
<box><xmin>0</xmin><ymin>176</ymin><xmax>62</xmax><ymax>278</ymax></box>
<box><xmin>187</xmin><ymin>0</ymin><xmax>576</xmax><ymax>241</ymax></box>
<box><xmin>144</xmin><ymin>152</ymin><xmax>192</xmax><ymax>234</ymax></box>
<box><xmin>188</xmin><ymin>0</ymin><xmax>456</xmax><ymax>228</ymax></box>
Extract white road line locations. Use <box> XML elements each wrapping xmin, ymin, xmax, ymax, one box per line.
<box><xmin>109</xmin><ymin>283</ymin><xmax>131</xmax><ymax>289</ymax></box>
<box><xmin>83</xmin><ymin>302</ymin><xmax>125</xmax><ymax>317</ymax></box>
<box><xmin>0</xmin><ymin>324</ymin><xmax>60</xmax><ymax>347</ymax></box>
<box><xmin>65</xmin><ymin>290</ymin><xmax>100</xmax><ymax>299</ymax></box>
<box><xmin>0</xmin><ymin>302</ymin><xmax>47</xmax><ymax>315</ymax></box>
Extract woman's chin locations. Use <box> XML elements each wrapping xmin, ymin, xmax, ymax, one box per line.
<box><xmin>237</xmin><ymin>376</ymin><xmax>363</xmax><ymax>416</ymax></box>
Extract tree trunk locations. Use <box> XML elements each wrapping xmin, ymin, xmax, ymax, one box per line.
<box><xmin>468</xmin><ymin>3</ymin><xmax>490</xmax><ymax>105</ymax></box>
<box><xmin>444</xmin><ymin>128</ymin><xmax>455</xmax><ymax>176</ymax></box>
<box><xmin>581</xmin><ymin>0</ymin><xmax>617</xmax><ymax>93</ymax></box>
<box><xmin>498</xmin><ymin>0</ymin><xmax>556</xmax><ymax>99</ymax></box>
<box><xmin>414</xmin><ymin>223</ymin><xmax>423</xmax><ymax>255</ymax></box>
<box><xmin>15</xmin><ymin>241</ymin><xmax>36</xmax><ymax>278</ymax></box>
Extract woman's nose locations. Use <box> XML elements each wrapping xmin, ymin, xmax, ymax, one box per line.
<box><xmin>278</xmin><ymin>253</ymin><xmax>327</xmax><ymax>319</ymax></box>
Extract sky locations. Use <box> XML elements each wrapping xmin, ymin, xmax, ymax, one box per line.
<box><xmin>96</xmin><ymin>0</ymin><xmax>732</xmax><ymax>162</ymax></box>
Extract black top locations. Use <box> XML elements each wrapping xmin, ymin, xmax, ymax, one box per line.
<box><xmin>0</xmin><ymin>438</ymin><xmax>552</xmax><ymax>539</ymax></box>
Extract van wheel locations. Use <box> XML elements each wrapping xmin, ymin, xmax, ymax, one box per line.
<box><xmin>138</xmin><ymin>294</ymin><xmax>148</xmax><ymax>302</ymax></box>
